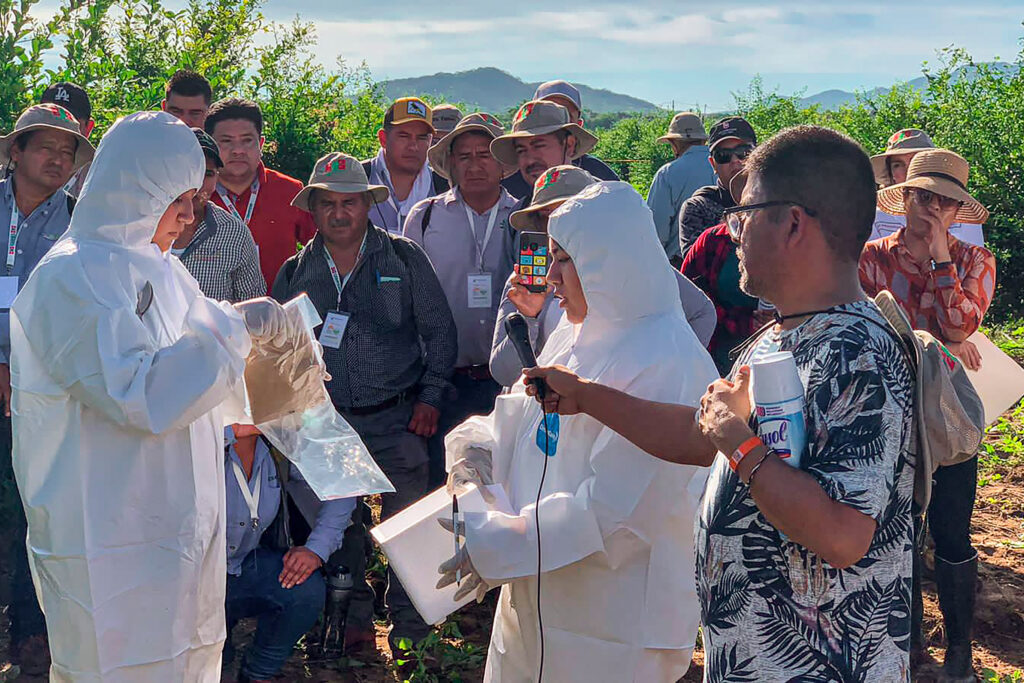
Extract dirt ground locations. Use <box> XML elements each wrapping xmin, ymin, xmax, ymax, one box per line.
<box><xmin>2</xmin><ymin>437</ymin><xmax>1022</xmax><ymax>682</ymax></box>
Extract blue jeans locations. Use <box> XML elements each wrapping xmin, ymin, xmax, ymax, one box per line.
<box><xmin>226</xmin><ymin>547</ymin><xmax>325</xmax><ymax>679</ymax></box>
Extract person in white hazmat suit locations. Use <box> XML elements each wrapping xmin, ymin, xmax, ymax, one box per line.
<box><xmin>9</xmin><ymin>111</ymin><xmax>267</xmax><ymax>681</ymax></box>
<box><xmin>439</xmin><ymin>181</ymin><xmax>719</xmax><ymax>682</ymax></box>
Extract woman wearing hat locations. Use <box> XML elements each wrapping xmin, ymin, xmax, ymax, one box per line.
<box><xmin>860</xmin><ymin>148</ymin><xmax>995</xmax><ymax>683</ymax></box>
<box><xmin>869</xmin><ymin>129</ymin><xmax>985</xmax><ymax>246</ymax></box>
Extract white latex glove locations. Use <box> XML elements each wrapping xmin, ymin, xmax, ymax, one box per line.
<box><xmin>234</xmin><ymin>297</ymin><xmax>291</xmax><ymax>347</ymax></box>
<box><xmin>436</xmin><ymin>517</ymin><xmax>490</xmax><ymax>603</ymax></box>
<box><xmin>446</xmin><ymin>447</ymin><xmax>495</xmax><ymax>503</ymax></box>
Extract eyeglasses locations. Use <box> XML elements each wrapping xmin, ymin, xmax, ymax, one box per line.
<box><xmin>712</xmin><ymin>144</ymin><xmax>754</xmax><ymax>164</ymax></box>
<box><xmin>907</xmin><ymin>187</ymin><xmax>962</xmax><ymax>212</ymax></box>
<box><xmin>722</xmin><ymin>200</ymin><xmax>818</xmax><ymax>242</ymax></box>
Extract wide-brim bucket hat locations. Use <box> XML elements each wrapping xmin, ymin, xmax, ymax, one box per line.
<box><xmin>877</xmin><ymin>148</ymin><xmax>989</xmax><ymax>224</ymax></box>
<box><xmin>509</xmin><ymin>165</ymin><xmax>597</xmax><ymax>230</ymax></box>
<box><xmin>0</xmin><ymin>103</ymin><xmax>94</xmax><ymax>170</ymax></box>
<box><xmin>292</xmin><ymin>152</ymin><xmax>389</xmax><ymax>212</ymax></box>
<box><xmin>489</xmin><ymin>100</ymin><xmax>599</xmax><ymax>168</ymax></box>
<box><xmin>870</xmin><ymin>128</ymin><xmax>934</xmax><ymax>186</ymax></box>
<box><xmin>657</xmin><ymin>112</ymin><xmax>708</xmax><ymax>144</ymax></box>
<box><xmin>427</xmin><ymin>113</ymin><xmax>517</xmax><ymax>182</ymax></box>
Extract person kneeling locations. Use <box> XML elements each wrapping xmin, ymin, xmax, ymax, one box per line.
<box><xmin>224</xmin><ymin>425</ymin><xmax>356</xmax><ymax>683</ymax></box>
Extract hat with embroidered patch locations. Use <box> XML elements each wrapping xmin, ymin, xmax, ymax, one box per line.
<box><xmin>489</xmin><ymin>100</ymin><xmax>599</xmax><ymax>167</ymax></box>
<box><xmin>291</xmin><ymin>152</ymin><xmax>389</xmax><ymax>211</ymax></box>
<box><xmin>876</xmin><ymin>148</ymin><xmax>989</xmax><ymax>224</ymax></box>
<box><xmin>870</xmin><ymin>128</ymin><xmax>934</xmax><ymax>186</ymax></box>
<box><xmin>431</xmin><ymin>104</ymin><xmax>463</xmax><ymax>136</ymax></box>
<box><xmin>383</xmin><ymin>97</ymin><xmax>435</xmax><ymax>133</ymax></box>
<box><xmin>509</xmin><ymin>165</ymin><xmax>597</xmax><ymax>230</ymax></box>
<box><xmin>428</xmin><ymin>112</ymin><xmax>517</xmax><ymax>183</ymax></box>
<box><xmin>0</xmin><ymin>103</ymin><xmax>95</xmax><ymax>170</ymax></box>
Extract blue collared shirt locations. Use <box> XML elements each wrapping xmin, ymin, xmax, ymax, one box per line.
<box><xmin>646</xmin><ymin>145</ymin><xmax>715</xmax><ymax>261</ymax></box>
<box><xmin>225</xmin><ymin>436</ymin><xmax>356</xmax><ymax>575</ymax></box>
<box><xmin>0</xmin><ymin>178</ymin><xmax>73</xmax><ymax>363</ymax></box>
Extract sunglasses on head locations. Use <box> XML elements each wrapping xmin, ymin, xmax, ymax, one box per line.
<box><xmin>713</xmin><ymin>144</ymin><xmax>754</xmax><ymax>164</ymax></box>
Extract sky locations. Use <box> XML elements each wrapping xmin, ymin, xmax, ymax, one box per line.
<box><xmin>35</xmin><ymin>0</ymin><xmax>1024</xmax><ymax>110</ymax></box>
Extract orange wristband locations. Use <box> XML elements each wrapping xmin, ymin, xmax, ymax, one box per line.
<box><xmin>729</xmin><ymin>436</ymin><xmax>763</xmax><ymax>472</ymax></box>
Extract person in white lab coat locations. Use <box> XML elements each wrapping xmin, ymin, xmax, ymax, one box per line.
<box><xmin>440</xmin><ymin>181</ymin><xmax>719</xmax><ymax>682</ymax></box>
<box><xmin>10</xmin><ymin>111</ymin><xmax>259</xmax><ymax>681</ymax></box>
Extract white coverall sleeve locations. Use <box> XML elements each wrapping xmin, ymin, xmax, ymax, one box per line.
<box><xmin>38</xmin><ymin>280</ymin><xmax>250</xmax><ymax>435</ymax></box>
<box><xmin>461</xmin><ymin>370</ymin><xmax>681</xmax><ymax>583</ymax></box>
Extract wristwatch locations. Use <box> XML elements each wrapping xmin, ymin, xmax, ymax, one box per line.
<box><xmin>930</xmin><ymin>259</ymin><xmax>953</xmax><ymax>271</ymax></box>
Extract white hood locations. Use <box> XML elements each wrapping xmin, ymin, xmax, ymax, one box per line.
<box><xmin>71</xmin><ymin>110</ymin><xmax>204</xmax><ymax>249</ymax></box>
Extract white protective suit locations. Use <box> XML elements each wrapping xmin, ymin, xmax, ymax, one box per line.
<box><xmin>446</xmin><ymin>181</ymin><xmax>719</xmax><ymax>683</ymax></box>
<box><xmin>10</xmin><ymin>112</ymin><xmax>252</xmax><ymax>682</ymax></box>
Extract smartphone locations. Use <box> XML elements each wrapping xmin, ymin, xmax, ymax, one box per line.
<box><xmin>518</xmin><ymin>231</ymin><xmax>549</xmax><ymax>294</ymax></box>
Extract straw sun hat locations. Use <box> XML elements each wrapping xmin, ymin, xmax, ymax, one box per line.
<box><xmin>876</xmin><ymin>148</ymin><xmax>989</xmax><ymax>224</ymax></box>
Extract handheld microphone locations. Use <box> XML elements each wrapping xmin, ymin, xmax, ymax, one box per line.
<box><xmin>504</xmin><ymin>313</ymin><xmax>546</xmax><ymax>399</ymax></box>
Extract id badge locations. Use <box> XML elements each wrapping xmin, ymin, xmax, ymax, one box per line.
<box><xmin>467</xmin><ymin>273</ymin><xmax>492</xmax><ymax>309</ymax></box>
<box><xmin>0</xmin><ymin>276</ymin><xmax>18</xmax><ymax>308</ymax></box>
<box><xmin>319</xmin><ymin>311</ymin><xmax>350</xmax><ymax>349</ymax></box>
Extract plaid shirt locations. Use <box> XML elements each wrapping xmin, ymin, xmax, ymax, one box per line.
<box><xmin>681</xmin><ymin>223</ymin><xmax>757</xmax><ymax>373</ymax></box>
<box><xmin>859</xmin><ymin>228</ymin><xmax>997</xmax><ymax>342</ymax></box>
<box><xmin>271</xmin><ymin>225</ymin><xmax>456</xmax><ymax>409</ymax></box>
<box><xmin>177</xmin><ymin>203</ymin><xmax>266</xmax><ymax>302</ymax></box>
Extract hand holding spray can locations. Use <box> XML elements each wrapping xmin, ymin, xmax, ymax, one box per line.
<box><xmin>751</xmin><ymin>351</ymin><xmax>806</xmax><ymax>468</ymax></box>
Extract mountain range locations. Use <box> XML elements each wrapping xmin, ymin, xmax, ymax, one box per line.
<box><xmin>382</xmin><ymin>67</ymin><xmax>660</xmax><ymax>114</ymax></box>
<box><xmin>382</xmin><ymin>63</ymin><xmax>1018</xmax><ymax>115</ymax></box>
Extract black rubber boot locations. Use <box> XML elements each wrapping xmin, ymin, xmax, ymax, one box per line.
<box><xmin>910</xmin><ymin>547</ymin><xmax>930</xmax><ymax>671</ymax></box>
<box><xmin>935</xmin><ymin>553</ymin><xmax>977</xmax><ymax>682</ymax></box>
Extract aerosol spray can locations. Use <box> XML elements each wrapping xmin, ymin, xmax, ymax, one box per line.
<box><xmin>318</xmin><ymin>565</ymin><xmax>354</xmax><ymax>658</ymax></box>
<box><xmin>751</xmin><ymin>351</ymin><xmax>806</xmax><ymax>468</ymax></box>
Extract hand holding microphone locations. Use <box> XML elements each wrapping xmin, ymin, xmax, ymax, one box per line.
<box><xmin>505</xmin><ymin>313</ymin><xmax>546</xmax><ymax>399</ymax></box>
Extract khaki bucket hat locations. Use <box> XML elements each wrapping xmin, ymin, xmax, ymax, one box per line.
<box><xmin>509</xmin><ymin>165</ymin><xmax>597</xmax><ymax>230</ymax></box>
<box><xmin>489</xmin><ymin>100</ymin><xmax>599</xmax><ymax>167</ymax></box>
<box><xmin>657</xmin><ymin>112</ymin><xmax>708</xmax><ymax>144</ymax></box>
<box><xmin>870</xmin><ymin>128</ymin><xmax>934</xmax><ymax>186</ymax></box>
<box><xmin>0</xmin><ymin>103</ymin><xmax>95</xmax><ymax>170</ymax></box>
<box><xmin>427</xmin><ymin>113</ymin><xmax>517</xmax><ymax>183</ymax></box>
<box><xmin>291</xmin><ymin>152</ymin><xmax>389</xmax><ymax>212</ymax></box>
<box><xmin>877</xmin><ymin>148</ymin><xmax>989</xmax><ymax>224</ymax></box>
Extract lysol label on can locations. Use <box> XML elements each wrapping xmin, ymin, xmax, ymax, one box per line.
<box><xmin>755</xmin><ymin>398</ymin><xmax>806</xmax><ymax>468</ymax></box>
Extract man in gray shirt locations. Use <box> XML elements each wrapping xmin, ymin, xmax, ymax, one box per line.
<box><xmin>404</xmin><ymin>113</ymin><xmax>518</xmax><ymax>486</ymax></box>
<box><xmin>272</xmin><ymin>152</ymin><xmax>456</xmax><ymax>659</ymax></box>
<box><xmin>0</xmin><ymin>102</ymin><xmax>94</xmax><ymax>668</ymax></box>
<box><xmin>491</xmin><ymin>165</ymin><xmax>716</xmax><ymax>387</ymax></box>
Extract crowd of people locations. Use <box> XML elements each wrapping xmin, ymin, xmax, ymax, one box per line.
<box><xmin>0</xmin><ymin>67</ymin><xmax>997</xmax><ymax>683</ymax></box>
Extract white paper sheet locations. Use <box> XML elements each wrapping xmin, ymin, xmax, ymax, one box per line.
<box><xmin>966</xmin><ymin>332</ymin><xmax>1024</xmax><ymax>425</ymax></box>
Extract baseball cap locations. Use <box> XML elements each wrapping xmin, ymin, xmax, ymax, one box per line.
<box><xmin>383</xmin><ymin>97</ymin><xmax>435</xmax><ymax>133</ymax></box>
<box><xmin>192</xmin><ymin>127</ymin><xmax>223</xmax><ymax>167</ymax></box>
<box><xmin>41</xmin><ymin>82</ymin><xmax>92</xmax><ymax>124</ymax></box>
<box><xmin>431</xmin><ymin>104</ymin><xmax>463</xmax><ymax>135</ymax></box>
<box><xmin>534</xmin><ymin>80</ymin><xmax>582</xmax><ymax>113</ymax></box>
<box><xmin>708</xmin><ymin>117</ymin><xmax>756</xmax><ymax>152</ymax></box>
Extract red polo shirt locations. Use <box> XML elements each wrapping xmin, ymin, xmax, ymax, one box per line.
<box><xmin>211</xmin><ymin>163</ymin><xmax>316</xmax><ymax>290</ymax></box>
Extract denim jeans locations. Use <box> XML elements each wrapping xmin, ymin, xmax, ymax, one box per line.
<box><xmin>226</xmin><ymin>547</ymin><xmax>325</xmax><ymax>679</ymax></box>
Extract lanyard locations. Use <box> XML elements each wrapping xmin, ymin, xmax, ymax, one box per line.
<box><xmin>463</xmin><ymin>200</ymin><xmax>500</xmax><ymax>272</ymax></box>
<box><xmin>230</xmin><ymin>459</ymin><xmax>262</xmax><ymax>530</ymax></box>
<box><xmin>7</xmin><ymin>202</ymin><xmax>21</xmax><ymax>271</ymax></box>
<box><xmin>218</xmin><ymin>178</ymin><xmax>260</xmax><ymax>226</ymax></box>
<box><xmin>323</xmin><ymin>233</ymin><xmax>368</xmax><ymax>307</ymax></box>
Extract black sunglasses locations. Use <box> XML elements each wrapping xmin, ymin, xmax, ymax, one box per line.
<box><xmin>712</xmin><ymin>144</ymin><xmax>754</xmax><ymax>164</ymax></box>
<box><xmin>722</xmin><ymin>200</ymin><xmax>818</xmax><ymax>242</ymax></box>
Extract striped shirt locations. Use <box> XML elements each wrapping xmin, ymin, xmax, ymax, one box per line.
<box><xmin>271</xmin><ymin>225</ymin><xmax>456</xmax><ymax>409</ymax></box>
<box><xmin>176</xmin><ymin>203</ymin><xmax>266</xmax><ymax>302</ymax></box>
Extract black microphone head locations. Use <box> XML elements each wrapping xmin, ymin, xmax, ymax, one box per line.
<box><xmin>504</xmin><ymin>312</ymin><xmax>539</xmax><ymax>370</ymax></box>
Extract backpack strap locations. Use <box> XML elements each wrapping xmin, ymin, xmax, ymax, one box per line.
<box><xmin>420</xmin><ymin>198</ymin><xmax>436</xmax><ymax>240</ymax></box>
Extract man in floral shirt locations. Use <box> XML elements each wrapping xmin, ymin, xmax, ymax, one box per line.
<box><xmin>523</xmin><ymin>126</ymin><xmax>917</xmax><ymax>682</ymax></box>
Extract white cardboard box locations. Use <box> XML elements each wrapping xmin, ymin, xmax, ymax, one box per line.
<box><xmin>371</xmin><ymin>484</ymin><xmax>513</xmax><ymax>625</ymax></box>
